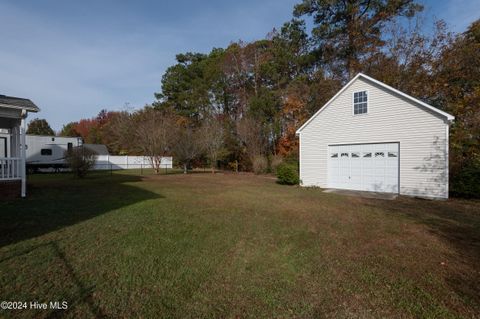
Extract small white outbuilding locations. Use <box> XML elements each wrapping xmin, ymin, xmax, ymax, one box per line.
<box><xmin>296</xmin><ymin>73</ymin><xmax>454</xmax><ymax>199</ymax></box>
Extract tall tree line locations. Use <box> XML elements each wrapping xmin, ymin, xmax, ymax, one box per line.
<box><xmin>59</xmin><ymin>1</ymin><xmax>479</xmax><ymax>196</ymax></box>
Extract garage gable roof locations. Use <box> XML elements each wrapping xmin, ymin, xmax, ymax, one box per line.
<box><xmin>296</xmin><ymin>73</ymin><xmax>454</xmax><ymax>135</ymax></box>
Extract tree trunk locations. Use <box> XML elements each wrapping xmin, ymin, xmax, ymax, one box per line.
<box><xmin>152</xmin><ymin>157</ymin><xmax>160</xmax><ymax>174</ymax></box>
<box><xmin>211</xmin><ymin>157</ymin><xmax>216</xmax><ymax>174</ymax></box>
<box><xmin>183</xmin><ymin>163</ymin><xmax>187</xmax><ymax>174</ymax></box>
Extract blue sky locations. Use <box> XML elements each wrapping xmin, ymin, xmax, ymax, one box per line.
<box><xmin>0</xmin><ymin>0</ymin><xmax>478</xmax><ymax>130</ymax></box>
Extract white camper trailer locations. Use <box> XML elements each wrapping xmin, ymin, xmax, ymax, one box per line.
<box><xmin>25</xmin><ymin>135</ymin><xmax>83</xmax><ymax>171</ymax></box>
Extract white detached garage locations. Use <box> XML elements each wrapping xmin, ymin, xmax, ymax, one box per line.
<box><xmin>296</xmin><ymin>73</ymin><xmax>454</xmax><ymax>199</ymax></box>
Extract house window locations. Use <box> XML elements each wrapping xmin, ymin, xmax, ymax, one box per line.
<box><xmin>41</xmin><ymin>149</ymin><xmax>52</xmax><ymax>156</ymax></box>
<box><xmin>353</xmin><ymin>91</ymin><xmax>368</xmax><ymax>115</ymax></box>
<box><xmin>67</xmin><ymin>143</ymin><xmax>73</xmax><ymax>152</ymax></box>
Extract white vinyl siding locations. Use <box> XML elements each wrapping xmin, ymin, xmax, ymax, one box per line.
<box><xmin>299</xmin><ymin>77</ymin><xmax>449</xmax><ymax>199</ymax></box>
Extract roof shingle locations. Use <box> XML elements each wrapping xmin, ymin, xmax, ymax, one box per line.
<box><xmin>0</xmin><ymin>94</ymin><xmax>40</xmax><ymax>112</ymax></box>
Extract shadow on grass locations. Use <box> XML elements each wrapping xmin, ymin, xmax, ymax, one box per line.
<box><xmin>366</xmin><ymin>198</ymin><xmax>480</xmax><ymax>308</ymax></box>
<box><xmin>49</xmin><ymin>241</ymin><xmax>108</xmax><ymax>319</ymax></box>
<box><xmin>1</xmin><ymin>240</ymin><xmax>109</xmax><ymax>318</ymax></box>
<box><xmin>0</xmin><ymin>172</ymin><xmax>162</xmax><ymax>248</ymax></box>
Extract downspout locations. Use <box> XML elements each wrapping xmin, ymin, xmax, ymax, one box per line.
<box><xmin>446</xmin><ymin>119</ymin><xmax>452</xmax><ymax>199</ymax></box>
<box><xmin>20</xmin><ymin>109</ymin><xmax>27</xmax><ymax>198</ymax></box>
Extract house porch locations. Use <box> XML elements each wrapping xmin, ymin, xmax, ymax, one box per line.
<box><xmin>0</xmin><ymin>95</ymin><xmax>39</xmax><ymax>198</ymax></box>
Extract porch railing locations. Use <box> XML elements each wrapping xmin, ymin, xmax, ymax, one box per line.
<box><xmin>0</xmin><ymin>157</ymin><xmax>22</xmax><ymax>180</ymax></box>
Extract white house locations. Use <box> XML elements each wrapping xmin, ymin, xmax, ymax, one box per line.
<box><xmin>0</xmin><ymin>94</ymin><xmax>39</xmax><ymax>197</ymax></box>
<box><xmin>296</xmin><ymin>73</ymin><xmax>454</xmax><ymax>199</ymax></box>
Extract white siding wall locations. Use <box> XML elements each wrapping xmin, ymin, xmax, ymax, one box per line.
<box><xmin>300</xmin><ymin>77</ymin><xmax>449</xmax><ymax>199</ymax></box>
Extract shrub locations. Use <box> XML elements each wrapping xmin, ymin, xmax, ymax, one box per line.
<box><xmin>451</xmin><ymin>160</ymin><xmax>480</xmax><ymax>198</ymax></box>
<box><xmin>65</xmin><ymin>147</ymin><xmax>96</xmax><ymax>178</ymax></box>
<box><xmin>276</xmin><ymin>163</ymin><xmax>299</xmax><ymax>185</ymax></box>
<box><xmin>228</xmin><ymin>160</ymin><xmax>239</xmax><ymax>172</ymax></box>
<box><xmin>252</xmin><ymin>155</ymin><xmax>268</xmax><ymax>174</ymax></box>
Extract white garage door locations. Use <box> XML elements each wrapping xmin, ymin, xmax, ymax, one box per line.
<box><xmin>328</xmin><ymin>143</ymin><xmax>399</xmax><ymax>193</ymax></box>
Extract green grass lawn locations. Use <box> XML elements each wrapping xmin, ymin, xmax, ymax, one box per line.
<box><xmin>0</xmin><ymin>171</ymin><xmax>479</xmax><ymax>318</ymax></box>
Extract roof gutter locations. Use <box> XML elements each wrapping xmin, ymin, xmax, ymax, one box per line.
<box><xmin>0</xmin><ymin>103</ymin><xmax>40</xmax><ymax>112</ymax></box>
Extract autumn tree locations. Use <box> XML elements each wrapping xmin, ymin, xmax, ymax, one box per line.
<box><xmin>112</xmin><ymin>2</ymin><xmax>479</xmax><ymax>188</ymax></box>
<box><xmin>26</xmin><ymin>118</ymin><xmax>55</xmax><ymax>136</ymax></box>
<box><xmin>102</xmin><ymin>111</ymin><xmax>136</xmax><ymax>155</ymax></box>
<box><xmin>293</xmin><ymin>0</ymin><xmax>423</xmax><ymax>80</ymax></box>
<box><xmin>366</xmin><ymin>18</ymin><xmax>452</xmax><ymax>100</ymax></box>
<box><xmin>73</xmin><ymin>117</ymin><xmax>103</xmax><ymax>144</ymax></box>
<box><xmin>133</xmin><ymin>107</ymin><xmax>175</xmax><ymax>173</ymax></box>
<box><xmin>200</xmin><ymin>116</ymin><xmax>226</xmax><ymax>173</ymax></box>
<box><xmin>237</xmin><ymin>116</ymin><xmax>267</xmax><ymax>166</ymax></box>
<box><xmin>432</xmin><ymin>19</ymin><xmax>480</xmax><ymax>196</ymax></box>
<box><xmin>172</xmin><ymin>123</ymin><xmax>205</xmax><ymax>174</ymax></box>
<box><xmin>59</xmin><ymin>122</ymin><xmax>80</xmax><ymax>137</ymax></box>
<box><xmin>59</xmin><ymin>110</ymin><xmax>120</xmax><ymax>151</ymax></box>
<box><xmin>277</xmin><ymin>81</ymin><xmax>310</xmax><ymax>156</ymax></box>
<box><xmin>221</xmin><ymin>42</ymin><xmax>253</xmax><ymax>121</ymax></box>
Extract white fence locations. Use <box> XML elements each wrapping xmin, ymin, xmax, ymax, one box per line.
<box><xmin>93</xmin><ymin>156</ymin><xmax>173</xmax><ymax>171</ymax></box>
<box><xmin>0</xmin><ymin>157</ymin><xmax>22</xmax><ymax>180</ymax></box>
